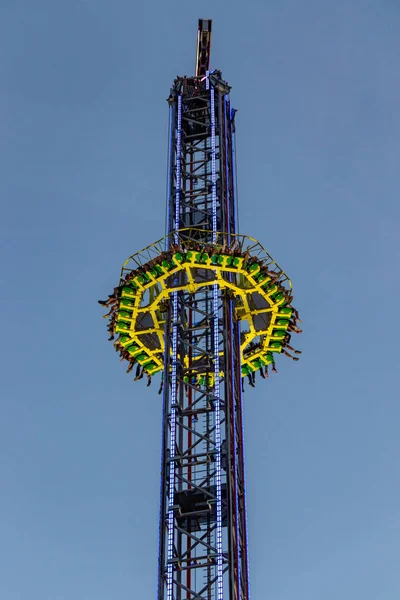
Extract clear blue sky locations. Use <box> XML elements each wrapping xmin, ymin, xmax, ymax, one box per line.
<box><xmin>1</xmin><ymin>1</ymin><xmax>399</xmax><ymax>598</ymax></box>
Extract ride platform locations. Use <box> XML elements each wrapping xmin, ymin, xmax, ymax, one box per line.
<box><xmin>101</xmin><ymin>230</ymin><xmax>301</xmax><ymax>383</ymax></box>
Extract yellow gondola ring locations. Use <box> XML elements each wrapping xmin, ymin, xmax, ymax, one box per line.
<box><xmin>106</xmin><ymin>235</ymin><xmax>299</xmax><ymax>378</ymax></box>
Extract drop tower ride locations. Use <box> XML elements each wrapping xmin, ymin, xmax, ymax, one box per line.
<box><xmin>99</xmin><ymin>18</ymin><xmax>301</xmax><ymax>600</ymax></box>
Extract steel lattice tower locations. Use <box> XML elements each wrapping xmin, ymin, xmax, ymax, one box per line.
<box><xmin>158</xmin><ymin>21</ymin><xmax>249</xmax><ymax>600</ymax></box>
<box><xmin>100</xmin><ymin>18</ymin><xmax>301</xmax><ymax>600</ymax></box>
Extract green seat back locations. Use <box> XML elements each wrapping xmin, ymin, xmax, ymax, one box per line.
<box><xmin>263</xmin><ymin>353</ymin><xmax>274</xmax><ymax>365</ymax></box>
<box><xmin>118</xmin><ymin>310</ymin><xmax>132</xmax><ymax>319</ymax></box>
<box><xmin>174</xmin><ymin>252</ymin><xmax>185</xmax><ymax>263</ymax></box>
<box><xmin>121</xmin><ymin>285</ymin><xmax>136</xmax><ymax>297</ymax></box>
<box><xmin>270</xmin><ymin>342</ymin><xmax>282</xmax><ymax>350</ymax></box>
<box><xmin>271</xmin><ymin>292</ymin><xmax>284</xmax><ymax>302</ymax></box>
<box><xmin>145</xmin><ymin>361</ymin><xmax>157</xmax><ymax>370</ymax></box>
<box><xmin>149</xmin><ymin>267</ymin><xmax>160</xmax><ymax>278</ymax></box>
<box><xmin>126</xmin><ymin>343</ymin><xmax>139</xmax><ymax>354</ymax></box>
<box><xmin>276</xmin><ymin>319</ymin><xmax>289</xmax><ymax>328</ymax></box>
<box><xmin>248</xmin><ymin>262</ymin><xmax>260</xmax><ymax>273</ymax></box>
<box><xmin>272</xmin><ymin>330</ymin><xmax>285</xmax><ymax>339</ymax></box>
<box><xmin>120</xmin><ymin>299</ymin><xmax>134</xmax><ymax>308</ymax></box>
<box><xmin>232</xmin><ymin>257</ymin><xmax>241</xmax><ymax>267</ymax></box>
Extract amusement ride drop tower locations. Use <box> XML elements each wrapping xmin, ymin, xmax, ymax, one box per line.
<box><xmin>100</xmin><ymin>18</ymin><xmax>301</xmax><ymax>600</ymax></box>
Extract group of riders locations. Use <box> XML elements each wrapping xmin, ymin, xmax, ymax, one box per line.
<box><xmin>99</xmin><ymin>241</ymin><xmax>302</xmax><ymax>391</ymax></box>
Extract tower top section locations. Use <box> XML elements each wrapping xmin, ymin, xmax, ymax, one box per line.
<box><xmin>168</xmin><ymin>18</ymin><xmax>231</xmax><ymax>119</ymax></box>
<box><xmin>195</xmin><ymin>19</ymin><xmax>212</xmax><ymax>77</ymax></box>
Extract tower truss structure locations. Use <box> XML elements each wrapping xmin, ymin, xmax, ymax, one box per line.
<box><xmin>99</xmin><ymin>18</ymin><xmax>301</xmax><ymax>600</ymax></box>
<box><xmin>161</xmin><ymin>22</ymin><xmax>250</xmax><ymax>597</ymax></box>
